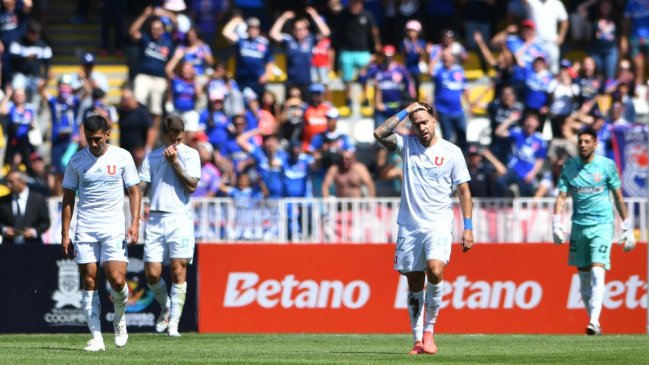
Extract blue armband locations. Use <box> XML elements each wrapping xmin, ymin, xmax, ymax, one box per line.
<box><xmin>396</xmin><ymin>109</ymin><xmax>409</xmax><ymax>121</ymax></box>
<box><xmin>463</xmin><ymin>218</ymin><xmax>473</xmax><ymax>230</ymax></box>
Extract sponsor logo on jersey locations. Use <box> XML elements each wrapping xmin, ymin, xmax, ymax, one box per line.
<box><xmin>107</xmin><ymin>164</ymin><xmax>117</xmax><ymax>176</ymax></box>
<box><xmin>593</xmin><ymin>172</ymin><xmax>602</xmax><ymax>183</ymax></box>
<box><xmin>223</xmin><ymin>272</ymin><xmax>371</xmax><ymax>309</ymax></box>
<box><xmin>434</xmin><ymin>156</ymin><xmax>445</xmax><ymax>166</ymax></box>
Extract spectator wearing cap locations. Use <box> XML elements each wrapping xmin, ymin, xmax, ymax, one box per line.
<box><xmin>578</xmin><ymin>0</ymin><xmax>618</xmax><ymax>82</ymax></box>
<box><xmin>205</xmin><ymin>62</ymin><xmax>244</xmax><ymax>117</ymax></box>
<box><xmin>522</xmin><ymin>55</ymin><xmax>552</xmax><ymax>120</ymax></box>
<box><xmin>308</xmin><ymin>107</ymin><xmax>355</xmax><ymax>173</ymax></box>
<box><xmin>167</xmin><ymin>60</ymin><xmax>202</xmax><ymax>141</ymax></box>
<box><xmin>199</xmin><ymin>87</ymin><xmax>230</xmax><ymax>150</ymax></box>
<box><xmin>0</xmin><ymin>85</ymin><xmax>37</xmax><ymax>173</ymax></box>
<box><xmin>548</xmin><ymin>59</ymin><xmax>579</xmax><ymax>139</ymax></box>
<box><xmin>118</xmin><ymin>86</ymin><xmax>154</xmax><ymax>161</ymax></box>
<box><xmin>38</xmin><ymin>74</ymin><xmax>83</xmax><ymax>196</ymax></box>
<box><xmin>0</xmin><ymin>0</ymin><xmax>32</xmax><ymax>88</ymax></box>
<box><xmin>25</xmin><ymin>152</ymin><xmax>49</xmax><ymax>196</ymax></box>
<box><xmin>302</xmin><ymin>83</ymin><xmax>332</xmax><ymax>151</ymax></box>
<box><xmin>492</xmin><ymin>20</ymin><xmax>546</xmax><ymax>97</ymax></box>
<box><xmin>270</xmin><ymin>7</ymin><xmax>331</xmax><ymax>99</ymax></box>
<box><xmin>9</xmin><ymin>20</ymin><xmax>51</xmax><ymax>104</ymax></box>
<box><xmin>129</xmin><ymin>7</ymin><xmax>176</xmax><ymax>137</ymax></box>
<box><xmin>487</xmin><ymin>85</ymin><xmax>524</xmax><ymax>163</ymax></box>
<box><xmin>428</xmin><ymin>28</ymin><xmax>468</xmax><ymax>76</ymax></box>
<box><xmin>399</xmin><ymin>20</ymin><xmax>426</xmax><ymax>99</ymax></box>
<box><xmin>622</xmin><ymin>0</ymin><xmax>649</xmax><ymax>87</ymax></box>
<box><xmin>165</xmin><ymin>26</ymin><xmax>215</xmax><ymax>81</ymax></box>
<box><xmin>433</xmin><ymin>49</ymin><xmax>472</xmax><ymax>151</ymax></box>
<box><xmin>493</xmin><ymin>112</ymin><xmax>547</xmax><ymax>197</ymax></box>
<box><xmin>372</xmin><ymin>44</ymin><xmax>415</xmax><ymax>129</ymax></box>
<box><xmin>279</xmin><ymin>86</ymin><xmax>307</xmax><ymax>144</ymax></box>
<box><xmin>99</xmin><ymin>0</ymin><xmax>125</xmax><ymax>56</ymax></box>
<box><xmin>72</xmin><ymin>52</ymin><xmax>109</xmax><ymax>126</ymax></box>
<box><xmin>236</xmin><ymin>129</ymin><xmax>287</xmax><ymax>199</ymax></box>
<box><xmin>333</xmin><ymin>0</ymin><xmax>381</xmax><ymax>109</ymax></box>
<box><xmin>523</xmin><ymin>0</ymin><xmax>569</xmax><ymax>74</ymax></box>
<box><xmin>222</xmin><ymin>15</ymin><xmax>274</xmax><ymax>100</ymax></box>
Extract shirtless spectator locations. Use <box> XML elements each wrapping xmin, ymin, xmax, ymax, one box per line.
<box><xmin>321</xmin><ymin>150</ymin><xmax>375</xmax><ymax>198</ymax></box>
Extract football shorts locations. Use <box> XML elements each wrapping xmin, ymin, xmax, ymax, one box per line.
<box><xmin>74</xmin><ymin>231</ymin><xmax>128</xmax><ymax>265</ymax></box>
<box><xmin>144</xmin><ymin>211</ymin><xmax>195</xmax><ymax>264</ymax></box>
<box><xmin>569</xmin><ymin>223</ymin><xmax>613</xmax><ymax>270</ymax></box>
<box><xmin>394</xmin><ymin>223</ymin><xmax>452</xmax><ymax>274</ymax></box>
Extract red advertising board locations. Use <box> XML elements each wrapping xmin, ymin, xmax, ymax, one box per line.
<box><xmin>197</xmin><ymin>244</ymin><xmax>647</xmax><ymax>334</ymax></box>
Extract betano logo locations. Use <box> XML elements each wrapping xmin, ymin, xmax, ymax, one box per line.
<box><xmin>567</xmin><ymin>274</ymin><xmax>647</xmax><ymax>309</ymax></box>
<box><xmin>394</xmin><ymin>275</ymin><xmax>543</xmax><ymax>310</ymax></box>
<box><xmin>223</xmin><ymin>272</ymin><xmax>370</xmax><ymax>309</ymax></box>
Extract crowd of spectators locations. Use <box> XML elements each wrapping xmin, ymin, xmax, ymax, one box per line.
<box><xmin>0</xmin><ymin>0</ymin><xmax>648</xmax><ymax>207</ymax></box>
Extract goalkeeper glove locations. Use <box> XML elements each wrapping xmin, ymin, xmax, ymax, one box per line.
<box><xmin>620</xmin><ymin>218</ymin><xmax>636</xmax><ymax>252</ymax></box>
<box><xmin>552</xmin><ymin>215</ymin><xmax>565</xmax><ymax>245</ymax></box>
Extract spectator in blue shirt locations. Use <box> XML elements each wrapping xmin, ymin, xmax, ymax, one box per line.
<box><xmin>493</xmin><ymin>112</ymin><xmax>547</xmax><ymax>197</ymax></box>
<box><xmin>523</xmin><ymin>56</ymin><xmax>552</xmax><ymax>118</ymax></box>
<box><xmin>222</xmin><ymin>15</ymin><xmax>274</xmax><ymax>101</ymax></box>
<box><xmin>621</xmin><ymin>0</ymin><xmax>649</xmax><ymax>86</ymax></box>
<box><xmin>220</xmin><ymin>114</ymin><xmax>256</xmax><ymax>176</ymax></box>
<box><xmin>199</xmin><ymin>88</ymin><xmax>231</xmax><ymax>150</ymax></box>
<box><xmin>372</xmin><ymin>44</ymin><xmax>415</xmax><ymax>129</ymax></box>
<box><xmin>284</xmin><ymin>140</ymin><xmax>315</xmax><ymax>198</ymax></box>
<box><xmin>433</xmin><ymin>50</ymin><xmax>471</xmax><ymax>150</ymax></box>
<box><xmin>129</xmin><ymin>7</ymin><xmax>175</xmax><ymax>141</ymax></box>
<box><xmin>39</xmin><ymin>74</ymin><xmax>83</xmax><ymax>196</ymax></box>
<box><xmin>399</xmin><ymin>20</ymin><xmax>426</xmax><ymax>99</ymax></box>
<box><xmin>236</xmin><ymin>129</ymin><xmax>287</xmax><ymax>199</ymax></box>
<box><xmin>270</xmin><ymin>7</ymin><xmax>331</xmax><ymax>99</ymax></box>
<box><xmin>168</xmin><ymin>60</ymin><xmax>201</xmax><ymax>141</ymax></box>
<box><xmin>487</xmin><ymin>85</ymin><xmax>524</xmax><ymax>164</ymax></box>
<box><xmin>308</xmin><ymin>107</ymin><xmax>355</xmax><ymax>173</ymax></box>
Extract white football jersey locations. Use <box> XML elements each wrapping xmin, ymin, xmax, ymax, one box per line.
<box><xmin>63</xmin><ymin>145</ymin><xmax>140</xmax><ymax>234</ymax></box>
<box><xmin>396</xmin><ymin>135</ymin><xmax>471</xmax><ymax>227</ymax></box>
<box><xmin>139</xmin><ymin>143</ymin><xmax>201</xmax><ymax>214</ymax></box>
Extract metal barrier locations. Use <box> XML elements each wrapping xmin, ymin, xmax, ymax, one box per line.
<box><xmin>43</xmin><ymin>197</ymin><xmax>648</xmax><ymax>244</ymax></box>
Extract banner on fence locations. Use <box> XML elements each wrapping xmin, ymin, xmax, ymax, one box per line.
<box><xmin>0</xmin><ymin>245</ymin><xmax>197</xmax><ymax>333</ymax></box>
<box><xmin>197</xmin><ymin>244</ymin><xmax>647</xmax><ymax>334</ymax></box>
<box><xmin>611</xmin><ymin>124</ymin><xmax>648</xmax><ymax>197</ymax></box>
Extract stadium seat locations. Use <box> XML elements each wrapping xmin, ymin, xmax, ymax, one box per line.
<box><xmin>465</xmin><ymin>52</ymin><xmax>485</xmax><ymax>80</ymax></box>
<box><xmin>564</xmin><ymin>50</ymin><xmax>588</xmax><ymax>64</ymax></box>
<box><xmin>467</xmin><ymin>84</ymin><xmax>494</xmax><ymax>116</ymax></box>
<box><xmin>597</xmin><ymin>94</ymin><xmax>612</xmax><ymax>115</ymax></box>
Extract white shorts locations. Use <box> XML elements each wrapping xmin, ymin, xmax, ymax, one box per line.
<box><xmin>393</xmin><ymin>224</ymin><xmax>452</xmax><ymax>273</ymax></box>
<box><xmin>134</xmin><ymin>73</ymin><xmax>167</xmax><ymax>115</ymax></box>
<box><xmin>144</xmin><ymin>212</ymin><xmax>195</xmax><ymax>263</ymax></box>
<box><xmin>74</xmin><ymin>231</ymin><xmax>128</xmax><ymax>265</ymax></box>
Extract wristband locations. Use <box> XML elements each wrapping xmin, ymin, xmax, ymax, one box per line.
<box><xmin>621</xmin><ymin>218</ymin><xmax>632</xmax><ymax>230</ymax></box>
<box><xmin>552</xmin><ymin>214</ymin><xmax>562</xmax><ymax>225</ymax></box>
<box><xmin>463</xmin><ymin>218</ymin><xmax>473</xmax><ymax>230</ymax></box>
<box><xmin>396</xmin><ymin>109</ymin><xmax>409</xmax><ymax>121</ymax></box>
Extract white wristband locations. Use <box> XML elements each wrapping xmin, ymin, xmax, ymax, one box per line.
<box><xmin>552</xmin><ymin>215</ymin><xmax>562</xmax><ymax>225</ymax></box>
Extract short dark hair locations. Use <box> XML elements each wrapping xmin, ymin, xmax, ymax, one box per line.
<box><xmin>262</xmin><ymin>134</ymin><xmax>279</xmax><ymax>143</ymax></box>
<box><xmin>162</xmin><ymin>115</ymin><xmax>185</xmax><ymax>134</ymax></box>
<box><xmin>83</xmin><ymin>115</ymin><xmax>109</xmax><ymax>133</ymax></box>
<box><xmin>408</xmin><ymin>102</ymin><xmax>437</xmax><ymax>121</ymax></box>
<box><xmin>578</xmin><ymin>128</ymin><xmax>598</xmax><ymax>141</ymax></box>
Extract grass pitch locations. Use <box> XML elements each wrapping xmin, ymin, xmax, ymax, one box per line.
<box><xmin>0</xmin><ymin>333</ymin><xmax>648</xmax><ymax>364</ymax></box>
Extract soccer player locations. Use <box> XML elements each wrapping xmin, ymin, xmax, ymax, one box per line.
<box><xmin>139</xmin><ymin>115</ymin><xmax>201</xmax><ymax>337</ymax></box>
<box><xmin>552</xmin><ymin>128</ymin><xmax>635</xmax><ymax>335</ymax></box>
<box><xmin>374</xmin><ymin>102</ymin><xmax>474</xmax><ymax>355</ymax></box>
<box><xmin>60</xmin><ymin>115</ymin><xmax>141</xmax><ymax>351</ymax></box>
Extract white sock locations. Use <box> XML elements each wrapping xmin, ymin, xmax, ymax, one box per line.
<box><xmin>110</xmin><ymin>284</ymin><xmax>129</xmax><ymax>325</ymax></box>
<box><xmin>148</xmin><ymin>279</ymin><xmax>170</xmax><ymax>310</ymax></box>
<box><xmin>407</xmin><ymin>290</ymin><xmax>424</xmax><ymax>342</ymax></box>
<box><xmin>424</xmin><ymin>282</ymin><xmax>443</xmax><ymax>333</ymax></box>
<box><xmin>170</xmin><ymin>282</ymin><xmax>187</xmax><ymax>327</ymax></box>
<box><xmin>82</xmin><ymin>290</ymin><xmax>102</xmax><ymax>340</ymax></box>
<box><xmin>590</xmin><ymin>266</ymin><xmax>606</xmax><ymax>326</ymax></box>
<box><xmin>578</xmin><ymin>271</ymin><xmax>593</xmax><ymax>317</ymax></box>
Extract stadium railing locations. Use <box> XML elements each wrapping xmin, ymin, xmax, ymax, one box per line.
<box><xmin>41</xmin><ymin>197</ymin><xmax>648</xmax><ymax>244</ymax></box>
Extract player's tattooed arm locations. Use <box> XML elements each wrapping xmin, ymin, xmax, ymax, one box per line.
<box><xmin>171</xmin><ymin>160</ymin><xmax>199</xmax><ymax>193</ymax></box>
<box><xmin>138</xmin><ymin>181</ymin><xmax>148</xmax><ymax>197</ymax></box>
<box><xmin>373</xmin><ymin>114</ymin><xmax>401</xmax><ymax>150</ymax></box>
<box><xmin>374</xmin><ymin>102</ymin><xmax>420</xmax><ymax>150</ymax></box>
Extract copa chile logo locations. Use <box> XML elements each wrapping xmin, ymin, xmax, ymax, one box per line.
<box><xmin>125</xmin><ymin>258</ymin><xmax>156</xmax><ymax>312</ymax></box>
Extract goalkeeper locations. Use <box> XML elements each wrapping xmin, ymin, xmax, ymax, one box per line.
<box><xmin>552</xmin><ymin>128</ymin><xmax>635</xmax><ymax>336</ymax></box>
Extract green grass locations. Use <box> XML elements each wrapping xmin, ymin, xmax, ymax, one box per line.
<box><xmin>0</xmin><ymin>333</ymin><xmax>648</xmax><ymax>364</ymax></box>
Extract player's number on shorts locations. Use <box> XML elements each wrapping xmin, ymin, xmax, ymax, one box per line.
<box><xmin>121</xmin><ymin>239</ymin><xmax>128</xmax><ymax>257</ymax></box>
<box><xmin>396</xmin><ymin>237</ymin><xmax>405</xmax><ymax>252</ymax></box>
